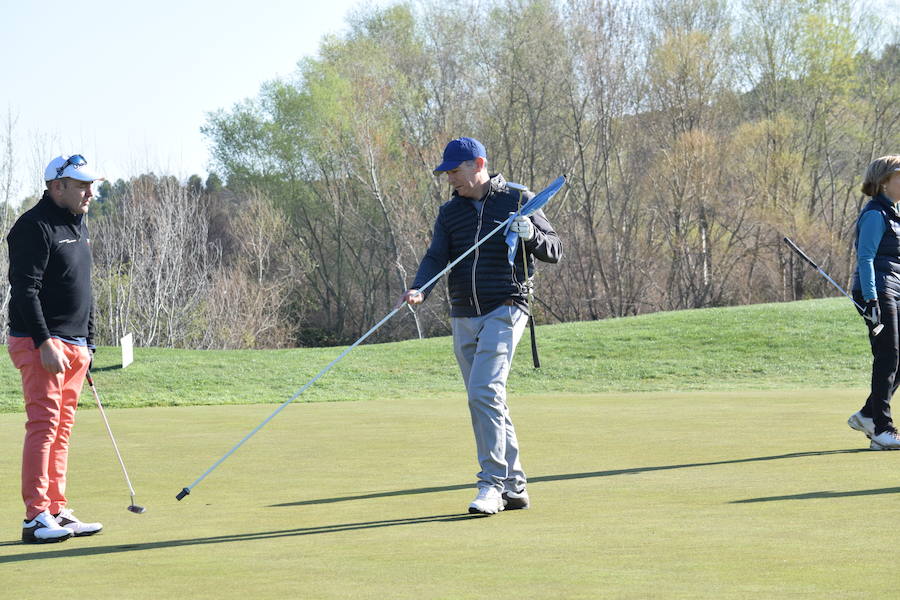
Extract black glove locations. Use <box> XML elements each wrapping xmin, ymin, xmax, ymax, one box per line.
<box><xmin>863</xmin><ymin>299</ymin><xmax>881</xmax><ymax>329</ymax></box>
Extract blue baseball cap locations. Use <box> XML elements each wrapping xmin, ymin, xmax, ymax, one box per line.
<box><xmin>433</xmin><ymin>137</ymin><xmax>487</xmax><ymax>175</ymax></box>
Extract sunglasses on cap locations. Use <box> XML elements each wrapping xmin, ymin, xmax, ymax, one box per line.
<box><xmin>55</xmin><ymin>155</ymin><xmax>87</xmax><ymax>178</ymax></box>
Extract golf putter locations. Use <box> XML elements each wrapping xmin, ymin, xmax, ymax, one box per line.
<box><xmin>507</xmin><ymin>181</ymin><xmax>541</xmax><ymax>368</ymax></box>
<box><xmin>86</xmin><ymin>372</ymin><xmax>146</xmax><ymax>513</ymax></box>
<box><xmin>783</xmin><ymin>237</ymin><xmax>883</xmax><ymax>336</ymax></box>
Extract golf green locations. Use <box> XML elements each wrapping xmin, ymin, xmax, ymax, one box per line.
<box><xmin>0</xmin><ymin>389</ymin><xmax>896</xmax><ymax>598</ymax></box>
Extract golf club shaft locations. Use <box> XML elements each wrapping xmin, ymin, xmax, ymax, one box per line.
<box><xmin>521</xmin><ymin>236</ymin><xmax>540</xmax><ymax>368</ymax></box>
<box><xmin>511</xmin><ymin>187</ymin><xmax>541</xmax><ymax>368</ymax></box>
<box><xmin>782</xmin><ymin>237</ymin><xmax>883</xmax><ymax>335</ymax></box>
<box><xmin>86</xmin><ymin>372</ymin><xmax>137</xmax><ymax>498</ymax></box>
<box><xmin>783</xmin><ymin>237</ymin><xmax>864</xmax><ymax>311</ymax></box>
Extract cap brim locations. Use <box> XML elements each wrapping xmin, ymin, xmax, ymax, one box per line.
<box><xmin>433</xmin><ymin>160</ymin><xmax>463</xmax><ymax>175</ymax></box>
<box><xmin>60</xmin><ymin>165</ymin><xmax>104</xmax><ymax>182</ymax></box>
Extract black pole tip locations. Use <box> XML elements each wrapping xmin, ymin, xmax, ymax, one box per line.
<box><xmin>176</xmin><ymin>487</ymin><xmax>190</xmax><ymax>501</ymax></box>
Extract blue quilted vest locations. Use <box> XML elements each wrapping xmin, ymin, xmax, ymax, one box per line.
<box><xmin>852</xmin><ymin>194</ymin><xmax>900</xmax><ymax>297</ymax></box>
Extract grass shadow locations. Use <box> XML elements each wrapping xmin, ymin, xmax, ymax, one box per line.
<box><xmin>733</xmin><ymin>486</ymin><xmax>900</xmax><ymax>503</ymax></box>
<box><xmin>0</xmin><ymin>513</ymin><xmax>482</xmax><ymax>562</ymax></box>
<box><xmin>270</xmin><ymin>448</ymin><xmax>870</xmax><ymax>507</ymax></box>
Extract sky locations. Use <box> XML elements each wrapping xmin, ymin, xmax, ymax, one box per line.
<box><xmin>0</xmin><ymin>0</ymin><xmax>392</xmax><ymax>202</ymax></box>
<box><xmin>4</xmin><ymin>0</ymin><xmax>900</xmax><ymax>204</ymax></box>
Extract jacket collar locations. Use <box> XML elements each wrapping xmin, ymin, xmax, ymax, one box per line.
<box><xmin>451</xmin><ymin>173</ymin><xmax>508</xmax><ymax>203</ymax></box>
<box><xmin>38</xmin><ymin>190</ymin><xmax>82</xmax><ymax>225</ymax></box>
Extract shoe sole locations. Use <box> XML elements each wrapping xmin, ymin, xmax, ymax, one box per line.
<box><xmin>468</xmin><ymin>505</ymin><xmax>503</xmax><ymax>515</ymax></box>
<box><xmin>22</xmin><ymin>532</ymin><xmax>72</xmax><ymax>544</ymax></box>
<box><xmin>71</xmin><ymin>529</ymin><xmax>102</xmax><ymax>537</ymax></box>
<box><xmin>870</xmin><ymin>441</ymin><xmax>900</xmax><ymax>450</ymax></box>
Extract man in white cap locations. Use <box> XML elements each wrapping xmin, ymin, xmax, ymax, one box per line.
<box><xmin>7</xmin><ymin>154</ymin><xmax>105</xmax><ymax>543</ymax></box>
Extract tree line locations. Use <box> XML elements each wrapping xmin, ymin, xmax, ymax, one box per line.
<box><xmin>3</xmin><ymin>0</ymin><xmax>900</xmax><ymax>349</ymax></box>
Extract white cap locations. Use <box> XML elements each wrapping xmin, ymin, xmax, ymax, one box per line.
<box><xmin>44</xmin><ymin>155</ymin><xmax>104</xmax><ymax>182</ymax></box>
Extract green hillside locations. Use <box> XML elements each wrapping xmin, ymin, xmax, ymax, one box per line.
<box><xmin>0</xmin><ymin>297</ymin><xmax>872</xmax><ymax>412</ymax></box>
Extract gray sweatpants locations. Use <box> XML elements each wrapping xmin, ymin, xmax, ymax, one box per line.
<box><xmin>452</xmin><ymin>304</ymin><xmax>528</xmax><ymax>493</ymax></box>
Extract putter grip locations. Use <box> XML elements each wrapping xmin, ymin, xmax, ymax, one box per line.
<box><xmin>529</xmin><ymin>316</ymin><xmax>541</xmax><ymax>368</ymax></box>
<box><xmin>783</xmin><ymin>237</ymin><xmax>819</xmax><ymax>270</ymax></box>
<box><xmin>176</xmin><ymin>487</ymin><xmax>190</xmax><ymax>501</ymax></box>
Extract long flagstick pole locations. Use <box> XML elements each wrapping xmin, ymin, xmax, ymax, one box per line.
<box><xmin>177</xmin><ymin>215</ymin><xmax>517</xmax><ymax>500</ymax></box>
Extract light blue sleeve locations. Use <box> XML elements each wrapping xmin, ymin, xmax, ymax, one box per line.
<box><xmin>857</xmin><ymin>210</ymin><xmax>886</xmax><ymax>301</ymax></box>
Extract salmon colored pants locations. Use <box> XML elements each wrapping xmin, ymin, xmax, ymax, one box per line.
<box><xmin>8</xmin><ymin>336</ymin><xmax>90</xmax><ymax>520</ymax></box>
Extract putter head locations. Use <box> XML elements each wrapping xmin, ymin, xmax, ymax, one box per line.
<box><xmin>873</xmin><ymin>323</ymin><xmax>885</xmax><ymax>336</ymax></box>
<box><xmin>506</xmin><ymin>182</ymin><xmax>528</xmax><ymax>193</ymax></box>
<box><xmin>127</xmin><ymin>504</ymin><xmax>146</xmax><ymax>514</ymax></box>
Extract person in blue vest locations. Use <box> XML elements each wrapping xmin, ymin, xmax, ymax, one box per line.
<box><xmin>850</xmin><ymin>155</ymin><xmax>900</xmax><ymax>450</ymax></box>
<box><xmin>398</xmin><ymin>138</ymin><xmax>562</xmax><ymax>514</ymax></box>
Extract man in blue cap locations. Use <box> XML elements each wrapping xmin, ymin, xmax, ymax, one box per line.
<box><xmin>399</xmin><ymin>137</ymin><xmax>562</xmax><ymax>515</ymax></box>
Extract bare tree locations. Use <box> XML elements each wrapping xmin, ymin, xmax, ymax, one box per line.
<box><xmin>0</xmin><ymin>109</ymin><xmax>19</xmax><ymax>342</ymax></box>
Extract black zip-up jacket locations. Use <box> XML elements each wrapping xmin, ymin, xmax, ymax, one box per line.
<box><xmin>412</xmin><ymin>173</ymin><xmax>562</xmax><ymax>317</ymax></box>
<box><xmin>7</xmin><ymin>191</ymin><xmax>94</xmax><ymax>347</ymax></box>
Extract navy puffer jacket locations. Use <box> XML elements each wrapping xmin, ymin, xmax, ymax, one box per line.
<box><xmin>412</xmin><ymin>173</ymin><xmax>562</xmax><ymax>317</ymax></box>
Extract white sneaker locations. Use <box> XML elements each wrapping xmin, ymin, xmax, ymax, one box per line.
<box><xmin>22</xmin><ymin>510</ymin><xmax>73</xmax><ymax>544</ymax></box>
<box><xmin>54</xmin><ymin>508</ymin><xmax>103</xmax><ymax>537</ymax></box>
<box><xmin>848</xmin><ymin>411</ymin><xmax>875</xmax><ymax>438</ymax></box>
<box><xmin>468</xmin><ymin>487</ymin><xmax>504</xmax><ymax>515</ymax></box>
<box><xmin>870</xmin><ymin>430</ymin><xmax>900</xmax><ymax>450</ymax></box>
<box><xmin>502</xmin><ymin>489</ymin><xmax>530</xmax><ymax>510</ymax></box>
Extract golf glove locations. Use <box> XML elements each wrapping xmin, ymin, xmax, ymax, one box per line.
<box><xmin>510</xmin><ymin>215</ymin><xmax>535</xmax><ymax>241</ymax></box>
<box><xmin>864</xmin><ymin>299</ymin><xmax>881</xmax><ymax>328</ymax></box>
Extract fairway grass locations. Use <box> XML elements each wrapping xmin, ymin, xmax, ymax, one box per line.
<box><xmin>0</xmin><ymin>297</ymin><xmax>874</xmax><ymax>412</ymax></box>
<box><xmin>1</xmin><ymin>389</ymin><xmax>897</xmax><ymax>599</ymax></box>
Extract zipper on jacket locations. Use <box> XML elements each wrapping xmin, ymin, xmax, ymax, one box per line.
<box><xmin>471</xmin><ymin>199</ymin><xmax>485</xmax><ymax>315</ymax></box>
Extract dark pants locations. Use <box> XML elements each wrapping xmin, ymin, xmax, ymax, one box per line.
<box><xmin>854</xmin><ymin>291</ymin><xmax>900</xmax><ymax>434</ymax></box>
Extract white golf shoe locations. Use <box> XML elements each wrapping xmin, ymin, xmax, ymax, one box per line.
<box><xmin>53</xmin><ymin>508</ymin><xmax>103</xmax><ymax>536</ymax></box>
<box><xmin>848</xmin><ymin>411</ymin><xmax>875</xmax><ymax>438</ymax></box>
<box><xmin>870</xmin><ymin>430</ymin><xmax>900</xmax><ymax>450</ymax></box>
<box><xmin>468</xmin><ymin>487</ymin><xmax>504</xmax><ymax>515</ymax></box>
<box><xmin>502</xmin><ymin>489</ymin><xmax>530</xmax><ymax>510</ymax></box>
<box><xmin>22</xmin><ymin>510</ymin><xmax>73</xmax><ymax>544</ymax></box>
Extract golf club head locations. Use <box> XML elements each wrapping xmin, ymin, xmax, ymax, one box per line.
<box><xmin>127</xmin><ymin>504</ymin><xmax>146</xmax><ymax>514</ymax></box>
<box><xmin>873</xmin><ymin>323</ymin><xmax>885</xmax><ymax>336</ymax></box>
